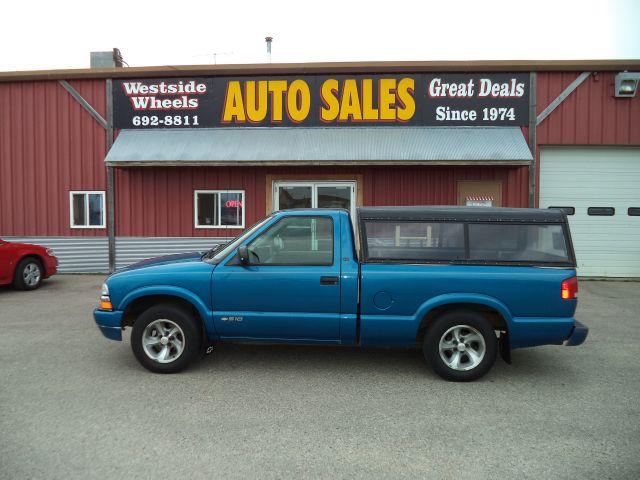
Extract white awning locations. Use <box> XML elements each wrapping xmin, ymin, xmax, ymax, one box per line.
<box><xmin>105</xmin><ymin>126</ymin><xmax>533</xmax><ymax>166</ymax></box>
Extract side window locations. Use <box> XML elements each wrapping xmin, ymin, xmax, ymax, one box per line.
<box><xmin>468</xmin><ymin>224</ymin><xmax>570</xmax><ymax>263</ymax></box>
<box><xmin>364</xmin><ymin>221</ymin><xmax>465</xmax><ymax>261</ymax></box>
<box><xmin>195</xmin><ymin>190</ymin><xmax>244</xmax><ymax>228</ymax></box>
<box><xmin>248</xmin><ymin>217</ymin><xmax>333</xmax><ymax>265</ymax></box>
<box><xmin>70</xmin><ymin>191</ymin><xmax>105</xmax><ymax>228</ymax></box>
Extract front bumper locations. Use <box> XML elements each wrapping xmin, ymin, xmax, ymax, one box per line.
<box><xmin>44</xmin><ymin>255</ymin><xmax>58</xmax><ymax>278</ymax></box>
<box><xmin>564</xmin><ymin>320</ymin><xmax>588</xmax><ymax>346</ymax></box>
<box><xmin>93</xmin><ymin>308</ymin><xmax>124</xmax><ymax>341</ymax></box>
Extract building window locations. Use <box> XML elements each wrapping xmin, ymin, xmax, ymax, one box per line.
<box><xmin>70</xmin><ymin>191</ymin><xmax>105</xmax><ymax>228</ymax></box>
<box><xmin>194</xmin><ymin>190</ymin><xmax>245</xmax><ymax>228</ymax></box>
<box><xmin>587</xmin><ymin>207</ymin><xmax>615</xmax><ymax>216</ymax></box>
<box><xmin>548</xmin><ymin>206</ymin><xmax>575</xmax><ymax>215</ymax></box>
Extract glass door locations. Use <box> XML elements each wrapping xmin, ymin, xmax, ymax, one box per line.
<box><xmin>277</xmin><ymin>184</ymin><xmax>313</xmax><ymax>210</ymax></box>
<box><xmin>274</xmin><ymin>181</ymin><xmax>356</xmax><ymax>219</ymax></box>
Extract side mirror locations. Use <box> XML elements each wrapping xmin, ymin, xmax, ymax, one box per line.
<box><xmin>237</xmin><ymin>246</ymin><xmax>250</xmax><ymax>265</ymax></box>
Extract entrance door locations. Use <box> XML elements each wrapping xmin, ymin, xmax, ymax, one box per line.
<box><xmin>274</xmin><ymin>181</ymin><xmax>356</xmax><ymax>219</ymax></box>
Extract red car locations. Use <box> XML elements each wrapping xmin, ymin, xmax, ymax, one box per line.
<box><xmin>0</xmin><ymin>239</ymin><xmax>58</xmax><ymax>290</ymax></box>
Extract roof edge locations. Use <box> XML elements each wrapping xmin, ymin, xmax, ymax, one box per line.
<box><xmin>2</xmin><ymin>59</ymin><xmax>640</xmax><ymax>83</ymax></box>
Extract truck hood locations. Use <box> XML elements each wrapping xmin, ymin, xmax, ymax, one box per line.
<box><xmin>117</xmin><ymin>251</ymin><xmax>204</xmax><ymax>272</ymax></box>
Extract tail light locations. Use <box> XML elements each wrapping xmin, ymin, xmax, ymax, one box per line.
<box><xmin>561</xmin><ymin>276</ymin><xmax>578</xmax><ymax>300</ymax></box>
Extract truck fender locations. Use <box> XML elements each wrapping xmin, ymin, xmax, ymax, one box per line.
<box><xmin>413</xmin><ymin>293</ymin><xmax>514</xmax><ymax>331</ymax></box>
<box><xmin>118</xmin><ymin>285</ymin><xmax>215</xmax><ymax>335</ymax></box>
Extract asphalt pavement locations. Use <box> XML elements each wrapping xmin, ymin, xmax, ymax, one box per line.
<box><xmin>1</xmin><ymin>275</ymin><xmax>639</xmax><ymax>479</ymax></box>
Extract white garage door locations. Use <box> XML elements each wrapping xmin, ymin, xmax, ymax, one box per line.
<box><xmin>540</xmin><ymin>147</ymin><xmax>640</xmax><ymax>277</ymax></box>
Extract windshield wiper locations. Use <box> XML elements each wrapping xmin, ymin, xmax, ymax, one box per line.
<box><xmin>202</xmin><ymin>243</ymin><xmax>224</xmax><ymax>260</ymax></box>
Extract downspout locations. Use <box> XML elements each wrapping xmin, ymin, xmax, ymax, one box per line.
<box><xmin>528</xmin><ymin>72</ymin><xmax>537</xmax><ymax>208</ymax></box>
<box><xmin>106</xmin><ymin>79</ymin><xmax>116</xmax><ymax>273</ymax></box>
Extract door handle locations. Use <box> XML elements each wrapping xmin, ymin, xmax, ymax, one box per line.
<box><xmin>320</xmin><ymin>276</ymin><xmax>339</xmax><ymax>285</ymax></box>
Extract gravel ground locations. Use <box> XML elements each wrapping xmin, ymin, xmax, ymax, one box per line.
<box><xmin>1</xmin><ymin>275</ymin><xmax>639</xmax><ymax>479</ymax></box>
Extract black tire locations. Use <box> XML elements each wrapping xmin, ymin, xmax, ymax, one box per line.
<box><xmin>131</xmin><ymin>304</ymin><xmax>201</xmax><ymax>373</ymax></box>
<box><xmin>423</xmin><ymin>310</ymin><xmax>498</xmax><ymax>382</ymax></box>
<box><xmin>13</xmin><ymin>257</ymin><xmax>43</xmax><ymax>290</ymax></box>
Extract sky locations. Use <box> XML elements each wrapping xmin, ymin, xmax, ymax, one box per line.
<box><xmin>1</xmin><ymin>0</ymin><xmax>639</xmax><ymax>71</ymax></box>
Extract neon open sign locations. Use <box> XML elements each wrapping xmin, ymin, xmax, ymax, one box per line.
<box><xmin>225</xmin><ymin>200</ymin><xmax>243</xmax><ymax>208</ymax></box>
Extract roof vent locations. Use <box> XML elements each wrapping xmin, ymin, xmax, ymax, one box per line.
<box><xmin>90</xmin><ymin>48</ymin><xmax>125</xmax><ymax>68</ymax></box>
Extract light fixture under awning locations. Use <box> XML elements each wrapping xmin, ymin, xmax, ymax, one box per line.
<box><xmin>104</xmin><ymin>127</ymin><xmax>533</xmax><ymax>166</ymax></box>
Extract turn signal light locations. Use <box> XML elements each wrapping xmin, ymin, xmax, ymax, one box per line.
<box><xmin>100</xmin><ymin>298</ymin><xmax>113</xmax><ymax>311</ymax></box>
<box><xmin>561</xmin><ymin>276</ymin><xmax>578</xmax><ymax>300</ymax></box>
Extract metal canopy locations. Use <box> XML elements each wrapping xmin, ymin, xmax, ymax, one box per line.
<box><xmin>104</xmin><ymin>127</ymin><xmax>533</xmax><ymax>166</ymax></box>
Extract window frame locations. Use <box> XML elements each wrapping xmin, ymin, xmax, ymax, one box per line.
<box><xmin>69</xmin><ymin>190</ymin><xmax>106</xmax><ymax>229</ymax></box>
<box><xmin>194</xmin><ymin>190</ymin><xmax>245</xmax><ymax>229</ymax></box>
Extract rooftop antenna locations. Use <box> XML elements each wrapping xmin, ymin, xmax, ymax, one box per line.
<box><xmin>212</xmin><ymin>51</ymin><xmax>233</xmax><ymax>65</ymax></box>
<box><xmin>191</xmin><ymin>51</ymin><xmax>233</xmax><ymax>65</ymax></box>
<box><xmin>265</xmin><ymin>36</ymin><xmax>273</xmax><ymax>63</ymax></box>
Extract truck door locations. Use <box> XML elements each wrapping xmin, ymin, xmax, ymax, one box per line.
<box><xmin>211</xmin><ymin>214</ymin><xmax>341</xmax><ymax>342</ymax></box>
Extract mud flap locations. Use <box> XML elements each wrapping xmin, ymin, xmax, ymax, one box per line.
<box><xmin>499</xmin><ymin>331</ymin><xmax>512</xmax><ymax>364</ymax></box>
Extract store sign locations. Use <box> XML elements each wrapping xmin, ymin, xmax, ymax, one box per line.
<box><xmin>466</xmin><ymin>196</ymin><xmax>494</xmax><ymax>207</ymax></box>
<box><xmin>113</xmin><ymin>73</ymin><xmax>529</xmax><ymax>129</ymax></box>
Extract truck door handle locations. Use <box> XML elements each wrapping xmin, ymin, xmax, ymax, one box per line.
<box><xmin>320</xmin><ymin>276</ymin><xmax>339</xmax><ymax>285</ymax></box>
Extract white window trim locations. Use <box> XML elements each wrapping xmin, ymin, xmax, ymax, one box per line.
<box><xmin>69</xmin><ymin>191</ymin><xmax>106</xmax><ymax>229</ymax></box>
<box><xmin>194</xmin><ymin>190</ymin><xmax>245</xmax><ymax>229</ymax></box>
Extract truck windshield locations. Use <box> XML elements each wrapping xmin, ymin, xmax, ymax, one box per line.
<box><xmin>206</xmin><ymin>216</ymin><xmax>273</xmax><ymax>264</ymax></box>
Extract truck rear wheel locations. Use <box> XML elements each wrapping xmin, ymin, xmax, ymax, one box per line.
<box><xmin>131</xmin><ymin>304</ymin><xmax>201</xmax><ymax>373</ymax></box>
<box><xmin>424</xmin><ymin>310</ymin><xmax>497</xmax><ymax>382</ymax></box>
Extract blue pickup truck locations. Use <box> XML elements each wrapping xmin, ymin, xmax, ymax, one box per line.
<box><xmin>94</xmin><ymin>206</ymin><xmax>587</xmax><ymax>381</ymax></box>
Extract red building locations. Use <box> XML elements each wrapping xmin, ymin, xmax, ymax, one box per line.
<box><xmin>1</xmin><ymin>59</ymin><xmax>639</xmax><ymax>276</ymax></box>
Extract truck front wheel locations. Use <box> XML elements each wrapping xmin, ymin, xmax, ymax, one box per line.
<box><xmin>424</xmin><ymin>310</ymin><xmax>498</xmax><ymax>382</ymax></box>
<box><xmin>131</xmin><ymin>304</ymin><xmax>201</xmax><ymax>373</ymax></box>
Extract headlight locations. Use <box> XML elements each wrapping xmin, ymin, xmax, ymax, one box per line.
<box><xmin>46</xmin><ymin>248</ymin><xmax>55</xmax><ymax>256</ymax></box>
<box><xmin>101</xmin><ymin>283</ymin><xmax>109</xmax><ymax>297</ymax></box>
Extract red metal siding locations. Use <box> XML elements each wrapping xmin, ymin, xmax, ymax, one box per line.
<box><xmin>115</xmin><ymin>165</ymin><xmax>528</xmax><ymax>237</ymax></box>
<box><xmin>115</xmin><ymin>167</ymin><xmax>265</xmax><ymax>238</ymax></box>
<box><xmin>0</xmin><ymin>79</ymin><xmax>107</xmax><ymax>236</ymax></box>
<box><xmin>537</xmin><ymin>72</ymin><xmax>640</xmax><ymax>145</ymax></box>
<box><xmin>363</xmin><ymin>166</ymin><xmax>527</xmax><ymax>207</ymax></box>
<box><xmin>5</xmin><ymin>70</ymin><xmax>637</xmax><ymax>239</ymax></box>
<box><xmin>534</xmin><ymin>72</ymin><xmax>640</xmax><ymax>205</ymax></box>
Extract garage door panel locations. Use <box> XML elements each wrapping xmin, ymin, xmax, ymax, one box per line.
<box><xmin>540</xmin><ymin>147</ymin><xmax>640</xmax><ymax>277</ymax></box>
